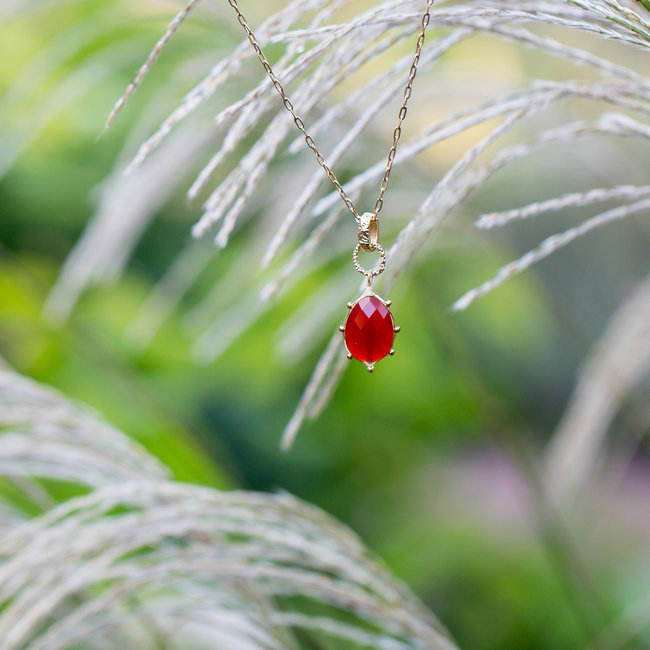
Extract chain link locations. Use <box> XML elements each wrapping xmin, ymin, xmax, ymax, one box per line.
<box><xmin>228</xmin><ymin>0</ymin><xmax>433</xmax><ymax>225</ymax></box>
<box><xmin>353</xmin><ymin>242</ymin><xmax>386</xmax><ymax>285</ymax></box>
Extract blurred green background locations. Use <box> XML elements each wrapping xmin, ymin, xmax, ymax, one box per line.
<box><xmin>1</xmin><ymin>1</ymin><xmax>649</xmax><ymax>648</ymax></box>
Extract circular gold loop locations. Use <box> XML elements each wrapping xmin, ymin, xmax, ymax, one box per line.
<box><xmin>358</xmin><ymin>212</ymin><xmax>379</xmax><ymax>252</ymax></box>
<box><xmin>353</xmin><ymin>242</ymin><xmax>386</xmax><ymax>283</ymax></box>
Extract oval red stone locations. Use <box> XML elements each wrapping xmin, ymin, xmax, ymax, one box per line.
<box><xmin>344</xmin><ymin>295</ymin><xmax>395</xmax><ymax>365</ymax></box>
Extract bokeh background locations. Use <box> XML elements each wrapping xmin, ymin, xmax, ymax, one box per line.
<box><xmin>1</xmin><ymin>1</ymin><xmax>649</xmax><ymax>648</ymax></box>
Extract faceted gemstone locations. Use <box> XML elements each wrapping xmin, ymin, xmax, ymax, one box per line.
<box><xmin>344</xmin><ymin>295</ymin><xmax>395</xmax><ymax>365</ymax></box>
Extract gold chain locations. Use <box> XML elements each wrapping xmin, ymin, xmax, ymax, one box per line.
<box><xmin>373</xmin><ymin>2</ymin><xmax>432</xmax><ymax>218</ymax></box>
<box><xmin>228</xmin><ymin>0</ymin><xmax>434</xmax><ymax>225</ymax></box>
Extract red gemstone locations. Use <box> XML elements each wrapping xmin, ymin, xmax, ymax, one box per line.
<box><xmin>344</xmin><ymin>295</ymin><xmax>395</xmax><ymax>365</ymax></box>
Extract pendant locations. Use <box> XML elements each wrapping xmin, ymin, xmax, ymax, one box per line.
<box><xmin>339</xmin><ymin>287</ymin><xmax>399</xmax><ymax>373</ymax></box>
<box><xmin>342</xmin><ymin>213</ymin><xmax>398</xmax><ymax>372</ymax></box>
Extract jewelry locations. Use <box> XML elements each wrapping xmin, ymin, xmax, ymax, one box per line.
<box><xmin>229</xmin><ymin>0</ymin><xmax>433</xmax><ymax>372</ymax></box>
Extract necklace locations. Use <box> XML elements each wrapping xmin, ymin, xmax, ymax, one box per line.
<box><xmin>229</xmin><ymin>0</ymin><xmax>433</xmax><ymax>372</ymax></box>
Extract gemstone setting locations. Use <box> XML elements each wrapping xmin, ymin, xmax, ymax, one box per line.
<box><xmin>341</xmin><ymin>289</ymin><xmax>397</xmax><ymax>372</ymax></box>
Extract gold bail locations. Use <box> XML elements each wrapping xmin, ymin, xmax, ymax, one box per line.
<box><xmin>358</xmin><ymin>212</ymin><xmax>379</xmax><ymax>252</ymax></box>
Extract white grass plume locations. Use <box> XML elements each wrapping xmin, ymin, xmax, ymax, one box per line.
<box><xmin>0</xmin><ymin>366</ymin><xmax>457</xmax><ymax>650</ymax></box>
<box><xmin>102</xmin><ymin>0</ymin><xmax>203</xmax><ymax>134</ymax></box>
<box><xmin>0</xmin><ymin>367</ymin><xmax>168</xmax><ymax>485</ymax></box>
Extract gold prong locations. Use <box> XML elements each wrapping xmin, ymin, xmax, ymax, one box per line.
<box><xmin>389</xmin><ymin>348</ymin><xmax>395</xmax><ymax>355</ymax></box>
<box><xmin>339</xmin><ymin>325</ymin><xmax>345</xmax><ymax>332</ymax></box>
<box><xmin>346</xmin><ymin>352</ymin><xmax>352</xmax><ymax>359</ymax></box>
<box><xmin>347</xmin><ymin>302</ymin><xmax>354</xmax><ymax>309</ymax></box>
<box><xmin>385</xmin><ymin>300</ymin><xmax>392</xmax><ymax>307</ymax></box>
<box><xmin>367</xmin><ymin>364</ymin><xmax>374</xmax><ymax>373</ymax></box>
<box><xmin>394</xmin><ymin>325</ymin><xmax>400</xmax><ymax>333</ymax></box>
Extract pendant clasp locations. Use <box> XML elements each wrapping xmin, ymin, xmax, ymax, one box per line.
<box><xmin>358</xmin><ymin>212</ymin><xmax>379</xmax><ymax>252</ymax></box>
